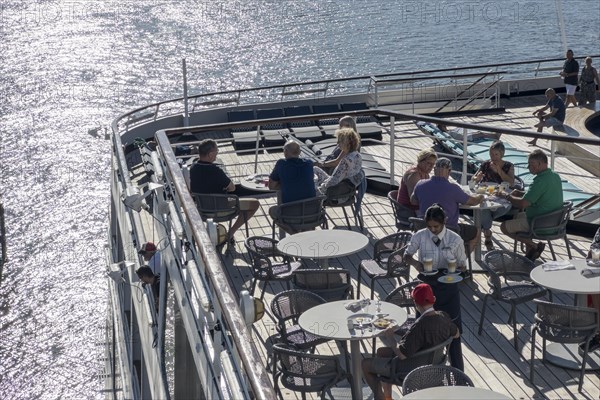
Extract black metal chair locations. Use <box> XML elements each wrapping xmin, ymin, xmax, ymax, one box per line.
<box><xmin>323</xmin><ymin>179</ymin><xmax>361</xmax><ymax>230</ymax></box>
<box><xmin>269</xmin><ymin>196</ymin><xmax>327</xmax><ymax>239</ymax></box>
<box><xmin>192</xmin><ymin>192</ymin><xmax>249</xmax><ymax>237</ymax></box>
<box><xmin>244</xmin><ymin>236</ymin><xmax>302</xmax><ymax>300</ymax></box>
<box><xmin>401</xmin><ymin>365</ymin><xmax>474</xmax><ymax>395</ymax></box>
<box><xmin>270</xmin><ymin>289</ymin><xmax>329</xmax><ymax>351</ymax></box>
<box><xmin>513</xmin><ymin>201</ymin><xmax>573</xmax><ymax>260</ymax></box>
<box><xmin>272</xmin><ymin>343</ymin><xmax>353</xmax><ymax>400</ymax></box>
<box><xmin>388</xmin><ymin>190</ymin><xmax>416</xmax><ymax>230</ymax></box>
<box><xmin>379</xmin><ymin>336</ymin><xmax>454</xmax><ymax>386</ymax></box>
<box><xmin>291</xmin><ymin>268</ymin><xmax>353</xmax><ymax>301</ymax></box>
<box><xmin>530</xmin><ymin>300</ymin><xmax>598</xmax><ymax>393</ymax></box>
<box><xmin>478</xmin><ymin>250</ymin><xmax>550</xmax><ymax>350</ymax></box>
<box><xmin>357</xmin><ymin>231</ymin><xmax>413</xmax><ymax>299</ymax></box>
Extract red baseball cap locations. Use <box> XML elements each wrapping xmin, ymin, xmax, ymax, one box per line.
<box><xmin>138</xmin><ymin>242</ymin><xmax>156</xmax><ymax>253</ymax></box>
<box><xmin>411</xmin><ymin>283</ymin><xmax>436</xmax><ymax>306</ymax></box>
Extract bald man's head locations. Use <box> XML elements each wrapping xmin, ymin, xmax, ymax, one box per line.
<box><xmin>283</xmin><ymin>141</ymin><xmax>301</xmax><ymax>159</ymax></box>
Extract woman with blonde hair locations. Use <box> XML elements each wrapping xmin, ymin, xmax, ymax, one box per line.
<box><xmin>396</xmin><ymin>149</ymin><xmax>438</xmax><ymax>209</ymax></box>
<box><xmin>314</xmin><ymin>128</ymin><xmax>364</xmax><ymax>194</ymax></box>
<box><xmin>316</xmin><ymin>115</ymin><xmax>359</xmax><ymax>171</ymax></box>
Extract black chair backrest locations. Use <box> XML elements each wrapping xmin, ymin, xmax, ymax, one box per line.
<box><xmin>530</xmin><ymin>201</ymin><xmax>572</xmax><ymax>238</ymax></box>
<box><xmin>192</xmin><ymin>193</ymin><xmax>239</xmax><ymax>222</ymax></box>
<box><xmin>227</xmin><ymin>109</ymin><xmax>256</xmax><ymax>132</ymax></box>
<box><xmin>401</xmin><ymin>365</ymin><xmax>474</xmax><ymax>395</ymax></box>
<box><xmin>292</xmin><ymin>269</ymin><xmax>353</xmax><ymax>301</ymax></box>
<box><xmin>533</xmin><ymin>299</ymin><xmax>598</xmax><ymax>343</ymax></box>
<box><xmin>324</xmin><ymin>180</ymin><xmax>356</xmax><ymax>206</ymax></box>
<box><xmin>276</xmin><ymin>196</ymin><xmax>326</xmax><ymax>231</ymax></box>
<box><xmin>257</xmin><ymin>108</ymin><xmax>286</xmax><ymax>129</ymax></box>
<box><xmin>271</xmin><ymin>289</ymin><xmax>326</xmax><ymax>328</ymax></box>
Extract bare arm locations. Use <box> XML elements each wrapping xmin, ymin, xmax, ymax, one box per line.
<box><xmin>268</xmin><ymin>179</ymin><xmax>280</xmax><ymax>190</ymax></box>
<box><xmin>533</xmin><ymin>104</ymin><xmax>550</xmax><ymax>115</ymax></box>
<box><xmin>404</xmin><ymin>172</ymin><xmax>422</xmax><ymax>200</ymax></box>
<box><xmin>465</xmin><ymin>194</ymin><xmax>484</xmax><ymax>206</ymax></box>
<box><xmin>500</xmin><ymin>191</ymin><xmax>530</xmax><ymax>210</ymax></box>
<box><xmin>403</xmin><ymin>252</ymin><xmax>423</xmax><ymax>272</ymax></box>
<box><xmin>225</xmin><ymin>181</ymin><xmax>235</xmax><ymax>192</ymax></box>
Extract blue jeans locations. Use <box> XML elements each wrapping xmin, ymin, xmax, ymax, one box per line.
<box><xmin>479</xmin><ymin>203</ymin><xmax>512</xmax><ymax>230</ymax></box>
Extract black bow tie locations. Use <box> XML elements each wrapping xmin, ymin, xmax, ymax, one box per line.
<box><xmin>432</xmin><ymin>236</ymin><xmax>441</xmax><ymax>247</ymax></box>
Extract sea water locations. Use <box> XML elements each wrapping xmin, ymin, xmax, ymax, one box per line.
<box><xmin>0</xmin><ymin>0</ymin><xmax>598</xmax><ymax>397</ymax></box>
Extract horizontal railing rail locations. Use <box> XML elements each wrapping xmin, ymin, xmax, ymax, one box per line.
<box><xmin>111</xmin><ymin>55</ymin><xmax>600</xmax><ymax>134</ymax></box>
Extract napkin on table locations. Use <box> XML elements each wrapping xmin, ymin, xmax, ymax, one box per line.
<box><xmin>542</xmin><ymin>260</ymin><xmax>575</xmax><ymax>271</ymax></box>
<box><xmin>581</xmin><ymin>269</ymin><xmax>600</xmax><ymax>278</ymax></box>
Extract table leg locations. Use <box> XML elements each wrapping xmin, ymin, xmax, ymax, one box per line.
<box><xmin>350</xmin><ymin>340</ymin><xmax>362</xmax><ymax>400</ymax></box>
<box><xmin>473</xmin><ymin>209</ymin><xmax>482</xmax><ymax>262</ymax></box>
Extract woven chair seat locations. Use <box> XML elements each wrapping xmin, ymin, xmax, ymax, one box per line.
<box><xmin>360</xmin><ymin>259</ymin><xmax>386</xmax><ymax>277</ymax></box>
<box><xmin>495</xmin><ymin>282</ymin><xmax>548</xmax><ymax>302</ymax></box>
<box><xmin>282</xmin><ymin>325</ymin><xmax>328</xmax><ymax>350</ymax></box>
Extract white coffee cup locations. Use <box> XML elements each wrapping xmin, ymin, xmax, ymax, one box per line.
<box><xmin>447</xmin><ymin>257</ymin><xmax>457</xmax><ymax>274</ymax></box>
<box><xmin>423</xmin><ymin>257</ymin><xmax>433</xmax><ymax>272</ymax></box>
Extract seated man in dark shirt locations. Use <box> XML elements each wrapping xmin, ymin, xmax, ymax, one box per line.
<box><xmin>136</xmin><ymin>266</ymin><xmax>160</xmax><ymax>310</ymax></box>
<box><xmin>268</xmin><ymin>140</ymin><xmax>316</xmax><ymax>203</ymax></box>
<box><xmin>190</xmin><ymin>139</ymin><xmax>259</xmax><ymax>241</ymax></box>
<box><xmin>362</xmin><ymin>283</ymin><xmax>459</xmax><ymax>400</ymax></box>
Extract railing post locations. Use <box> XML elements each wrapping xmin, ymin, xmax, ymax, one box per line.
<box><xmin>374</xmin><ymin>78</ymin><xmax>379</xmax><ymax>108</ymax></box>
<box><xmin>254</xmin><ymin>126</ymin><xmax>261</xmax><ymax>174</ymax></box>
<box><xmin>389</xmin><ymin>117</ymin><xmax>395</xmax><ymax>185</ymax></box>
<box><xmin>550</xmin><ymin>136</ymin><xmax>556</xmax><ymax>170</ymax></box>
<box><xmin>462</xmin><ymin>127</ymin><xmax>469</xmax><ymax>185</ymax></box>
<box><xmin>183</xmin><ymin>58</ymin><xmax>190</xmax><ymax>127</ymax></box>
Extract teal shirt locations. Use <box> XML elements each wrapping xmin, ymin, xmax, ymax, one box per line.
<box><xmin>524</xmin><ymin>168</ymin><xmax>563</xmax><ymax>221</ymax></box>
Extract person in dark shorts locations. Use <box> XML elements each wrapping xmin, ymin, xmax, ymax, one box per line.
<box><xmin>362</xmin><ymin>283</ymin><xmax>459</xmax><ymax>400</ymax></box>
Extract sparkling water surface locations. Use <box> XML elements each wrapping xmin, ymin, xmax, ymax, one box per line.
<box><xmin>0</xmin><ymin>1</ymin><xmax>598</xmax><ymax>398</ymax></box>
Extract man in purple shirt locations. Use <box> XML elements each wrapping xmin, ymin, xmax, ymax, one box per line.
<box><xmin>411</xmin><ymin>157</ymin><xmax>483</xmax><ymax>252</ymax></box>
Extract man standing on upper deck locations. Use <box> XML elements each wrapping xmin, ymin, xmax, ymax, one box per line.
<box><xmin>527</xmin><ymin>88</ymin><xmax>566</xmax><ymax>146</ymax></box>
<box><xmin>499</xmin><ymin>150</ymin><xmax>563</xmax><ymax>261</ymax></box>
<box><xmin>561</xmin><ymin>49</ymin><xmax>579</xmax><ymax>107</ymax></box>
<box><xmin>189</xmin><ymin>139</ymin><xmax>259</xmax><ymax>243</ymax></box>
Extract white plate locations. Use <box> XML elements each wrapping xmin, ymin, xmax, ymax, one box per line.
<box><xmin>587</xmin><ymin>259</ymin><xmax>600</xmax><ymax>268</ymax></box>
<box><xmin>438</xmin><ymin>275</ymin><xmax>463</xmax><ymax>284</ymax></box>
<box><xmin>372</xmin><ymin>318</ymin><xmax>397</xmax><ymax>329</ymax></box>
<box><xmin>421</xmin><ymin>269</ymin><xmax>439</xmax><ymax>276</ymax></box>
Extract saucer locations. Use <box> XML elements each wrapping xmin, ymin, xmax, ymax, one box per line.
<box><xmin>444</xmin><ymin>269</ymin><xmax>461</xmax><ymax>275</ymax></box>
<box><xmin>438</xmin><ymin>275</ymin><xmax>463</xmax><ymax>284</ymax></box>
<box><xmin>421</xmin><ymin>269</ymin><xmax>438</xmax><ymax>276</ymax></box>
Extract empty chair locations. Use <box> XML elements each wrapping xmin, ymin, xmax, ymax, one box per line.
<box><xmin>401</xmin><ymin>365</ymin><xmax>474</xmax><ymax>395</ymax></box>
<box><xmin>512</xmin><ymin>201</ymin><xmax>573</xmax><ymax>260</ymax></box>
<box><xmin>478</xmin><ymin>250</ymin><xmax>550</xmax><ymax>350</ymax></box>
<box><xmin>192</xmin><ymin>193</ymin><xmax>248</xmax><ymax>237</ymax></box>
<box><xmin>272</xmin><ymin>343</ymin><xmax>353</xmax><ymax>400</ymax></box>
<box><xmin>530</xmin><ymin>300</ymin><xmax>598</xmax><ymax>393</ymax></box>
<box><xmin>323</xmin><ymin>179</ymin><xmax>362</xmax><ymax>230</ymax></box>
<box><xmin>270</xmin><ymin>290</ymin><xmax>329</xmax><ymax>350</ymax></box>
<box><xmin>292</xmin><ymin>268</ymin><xmax>353</xmax><ymax>301</ymax></box>
<box><xmin>357</xmin><ymin>231</ymin><xmax>413</xmax><ymax>299</ymax></box>
<box><xmin>388</xmin><ymin>190</ymin><xmax>416</xmax><ymax>230</ymax></box>
<box><xmin>270</xmin><ymin>196</ymin><xmax>326</xmax><ymax>239</ymax></box>
<box><xmin>245</xmin><ymin>236</ymin><xmax>302</xmax><ymax>300</ymax></box>
<box><xmin>379</xmin><ymin>336</ymin><xmax>454</xmax><ymax>386</ymax></box>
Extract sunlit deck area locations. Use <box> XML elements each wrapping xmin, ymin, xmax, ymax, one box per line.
<box><xmin>136</xmin><ymin>96</ymin><xmax>599</xmax><ymax>399</ymax></box>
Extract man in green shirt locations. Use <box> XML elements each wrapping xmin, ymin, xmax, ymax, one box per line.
<box><xmin>500</xmin><ymin>150</ymin><xmax>563</xmax><ymax>261</ymax></box>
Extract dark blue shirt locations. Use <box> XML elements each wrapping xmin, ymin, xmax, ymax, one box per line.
<box><xmin>270</xmin><ymin>158</ymin><xmax>315</xmax><ymax>203</ymax></box>
<box><xmin>548</xmin><ymin>96</ymin><xmax>566</xmax><ymax>123</ymax></box>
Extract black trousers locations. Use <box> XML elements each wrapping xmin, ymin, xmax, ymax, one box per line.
<box><xmin>417</xmin><ymin>271</ymin><xmax>464</xmax><ymax>371</ymax></box>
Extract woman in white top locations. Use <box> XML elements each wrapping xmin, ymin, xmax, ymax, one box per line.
<box><xmin>314</xmin><ymin>127</ymin><xmax>364</xmax><ymax>194</ymax></box>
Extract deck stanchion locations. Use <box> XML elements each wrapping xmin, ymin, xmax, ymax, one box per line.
<box><xmin>462</xmin><ymin>127</ymin><xmax>469</xmax><ymax>185</ymax></box>
<box><xmin>389</xmin><ymin>117</ymin><xmax>395</xmax><ymax>185</ymax></box>
<box><xmin>253</xmin><ymin>125</ymin><xmax>261</xmax><ymax>174</ymax></box>
<box><xmin>183</xmin><ymin>58</ymin><xmax>189</xmax><ymax>127</ymax></box>
<box><xmin>551</xmin><ymin>137</ymin><xmax>556</xmax><ymax>170</ymax></box>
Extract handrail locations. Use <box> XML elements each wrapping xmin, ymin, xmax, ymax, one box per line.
<box><xmin>111</xmin><ymin>55</ymin><xmax>600</xmax><ymax>133</ymax></box>
<box><xmin>154</xmin><ymin>132</ymin><xmax>275</xmax><ymax>400</ymax></box>
<box><xmin>434</xmin><ymin>71</ymin><xmax>498</xmax><ymax>113</ymax></box>
<box><xmin>371</xmin><ymin>70</ymin><xmax>507</xmax><ymax>84</ymax></box>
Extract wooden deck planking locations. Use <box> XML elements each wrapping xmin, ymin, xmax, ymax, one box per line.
<box><xmin>134</xmin><ymin>97</ymin><xmax>599</xmax><ymax>400</ymax></box>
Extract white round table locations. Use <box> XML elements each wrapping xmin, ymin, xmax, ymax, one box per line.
<box><xmin>402</xmin><ymin>386</ymin><xmax>510</xmax><ymax>399</ymax></box>
<box><xmin>277</xmin><ymin>230</ymin><xmax>369</xmax><ymax>267</ymax></box>
<box><xmin>238</xmin><ymin>174</ymin><xmax>276</xmax><ymax>193</ymax></box>
<box><xmin>298</xmin><ymin>300</ymin><xmax>407</xmax><ymax>400</ymax></box>
<box><xmin>530</xmin><ymin>258</ymin><xmax>600</xmax><ymax>370</ymax></box>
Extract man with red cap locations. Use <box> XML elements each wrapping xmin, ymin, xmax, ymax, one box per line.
<box><xmin>138</xmin><ymin>241</ymin><xmax>161</xmax><ymax>274</ymax></box>
<box><xmin>362</xmin><ymin>283</ymin><xmax>459</xmax><ymax>400</ymax></box>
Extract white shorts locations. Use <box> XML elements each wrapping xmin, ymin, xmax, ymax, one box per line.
<box><xmin>543</xmin><ymin>117</ymin><xmax>563</xmax><ymax>128</ymax></box>
<box><xmin>565</xmin><ymin>84</ymin><xmax>577</xmax><ymax>95</ymax></box>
